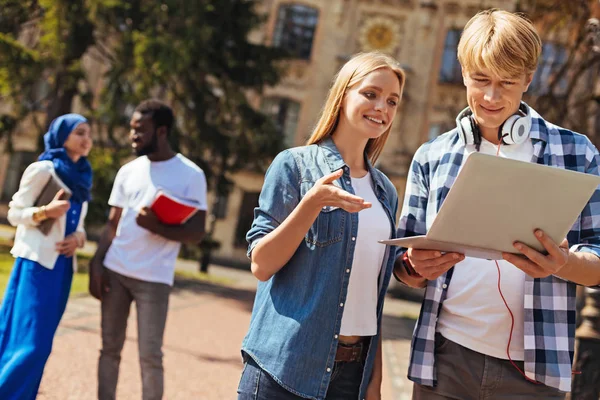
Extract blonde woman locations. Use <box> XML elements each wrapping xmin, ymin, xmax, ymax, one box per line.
<box><xmin>238</xmin><ymin>52</ymin><xmax>405</xmax><ymax>400</ymax></box>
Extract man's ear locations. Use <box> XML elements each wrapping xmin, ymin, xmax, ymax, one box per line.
<box><xmin>156</xmin><ymin>126</ymin><xmax>168</xmax><ymax>138</ymax></box>
<box><xmin>462</xmin><ymin>68</ymin><xmax>468</xmax><ymax>87</ymax></box>
<box><xmin>524</xmin><ymin>72</ymin><xmax>534</xmax><ymax>92</ymax></box>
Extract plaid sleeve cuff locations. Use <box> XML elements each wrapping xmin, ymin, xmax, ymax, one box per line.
<box><xmin>571</xmin><ymin>243</ymin><xmax>600</xmax><ymax>259</ymax></box>
<box><xmin>570</xmin><ymin>244</ymin><xmax>600</xmax><ymax>288</ymax></box>
<box><xmin>392</xmin><ymin>248</ymin><xmax>411</xmax><ymax>284</ymax></box>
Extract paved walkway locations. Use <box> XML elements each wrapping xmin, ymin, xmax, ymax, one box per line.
<box><xmin>0</xmin><ymin>224</ymin><xmax>417</xmax><ymax>399</ymax></box>
<box><xmin>32</xmin><ymin>265</ymin><xmax>417</xmax><ymax>400</ymax></box>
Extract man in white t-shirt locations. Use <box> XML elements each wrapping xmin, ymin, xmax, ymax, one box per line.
<box><xmin>89</xmin><ymin>99</ymin><xmax>207</xmax><ymax>400</ymax></box>
<box><xmin>394</xmin><ymin>10</ymin><xmax>600</xmax><ymax>400</ymax></box>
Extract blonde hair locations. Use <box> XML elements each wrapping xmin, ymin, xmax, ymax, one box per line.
<box><xmin>458</xmin><ymin>9</ymin><xmax>542</xmax><ymax>78</ymax></box>
<box><xmin>306</xmin><ymin>52</ymin><xmax>406</xmax><ymax>164</ymax></box>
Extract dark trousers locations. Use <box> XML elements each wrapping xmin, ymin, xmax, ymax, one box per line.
<box><xmin>98</xmin><ymin>269</ymin><xmax>171</xmax><ymax>400</ymax></box>
<box><xmin>570</xmin><ymin>338</ymin><xmax>600</xmax><ymax>400</ymax></box>
<box><xmin>413</xmin><ymin>333</ymin><xmax>565</xmax><ymax>400</ymax></box>
<box><xmin>237</xmin><ymin>356</ymin><xmax>364</xmax><ymax>400</ymax></box>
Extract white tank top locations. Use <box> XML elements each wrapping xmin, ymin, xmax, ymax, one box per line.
<box><xmin>339</xmin><ymin>172</ymin><xmax>391</xmax><ymax>336</ymax></box>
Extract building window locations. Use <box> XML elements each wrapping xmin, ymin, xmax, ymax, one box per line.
<box><xmin>261</xmin><ymin>97</ymin><xmax>301</xmax><ymax>148</ymax></box>
<box><xmin>234</xmin><ymin>191</ymin><xmax>260</xmax><ymax>248</ymax></box>
<box><xmin>1</xmin><ymin>151</ymin><xmax>37</xmax><ymax>202</ymax></box>
<box><xmin>272</xmin><ymin>4</ymin><xmax>319</xmax><ymax>60</ymax></box>
<box><xmin>529</xmin><ymin>43</ymin><xmax>568</xmax><ymax>96</ymax></box>
<box><xmin>439</xmin><ymin>29</ymin><xmax>463</xmax><ymax>84</ymax></box>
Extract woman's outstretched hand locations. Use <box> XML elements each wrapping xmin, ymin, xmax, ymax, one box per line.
<box><xmin>306</xmin><ymin>169</ymin><xmax>371</xmax><ymax>213</ymax></box>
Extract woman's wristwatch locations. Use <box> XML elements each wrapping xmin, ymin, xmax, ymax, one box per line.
<box><xmin>33</xmin><ymin>205</ymin><xmax>48</xmax><ymax>223</ymax></box>
<box><xmin>402</xmin><ymin>251</ymin><xmax>422</xmax><ymax>278</ymax></box>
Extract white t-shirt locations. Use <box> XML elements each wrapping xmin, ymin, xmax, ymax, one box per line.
<box><xmin>104</xmin><ymin>154</ymin><xmax>207</xmax><ymax>285</ymax></box>
<box><xmin>437</xmin><ymin>137</ymin><xmax>534</xmax><ymax>360</ymax></box>
<box><xmin>340</xmin><ymin>172</ymin><xmax>391</xmax><ymax>336</ymax></box>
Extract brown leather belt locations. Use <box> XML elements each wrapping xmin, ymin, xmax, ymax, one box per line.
<box><xmin>335</xmin><ymin>340</ymin><xmax>368</xmax><ymax>362</ymax></box>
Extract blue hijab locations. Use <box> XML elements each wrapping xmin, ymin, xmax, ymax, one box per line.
<box><xmin>38</xmin><ymin>113</ymin><xmax>93</xmax><ymax>203</ymax></box>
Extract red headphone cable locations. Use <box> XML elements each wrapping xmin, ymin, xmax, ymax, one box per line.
<box><xmin>494</xmin><ymin>139</ymin><xmax>539</xmax><ymax>383</ymax></box>
<box><xmin>493</xmin><ymin>139</ymin><xmax>579</xmax><ymax>383</ymax></box>
<box><xmin>494</xmin><ymin>260</ymin><xmax>540</xmax><ymax>384</ymax></box>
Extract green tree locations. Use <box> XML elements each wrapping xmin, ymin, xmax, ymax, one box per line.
<box><xmin>518</xmin><ymin>0</ymin><xmax>600</xmax><ymax>146</ymax></box>
<box><xmin>1</xmin><ymin>1</ymin><xmax>288</xmax><ymax>270</ymax></box>
<box><xmin>0</xmin><ymin>0</ymin><xmax>97</xmax><ymax>140</ymax></box>
<box><xmin>0</xmin><ymin>0</ymin><xmax>121</xmax><ymax>226</ymax></box>
<box><xmin>0</xmin><ymin>0</ymin><xmax>44</xmax><ymax>146</ymax></box>
<box><xmin>92</xmin><ymin>0</ymin><xmax>288</xmax><ymax>270</ymax></box>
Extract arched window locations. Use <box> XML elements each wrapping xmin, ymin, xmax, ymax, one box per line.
<box><xmin>439</xmin><ymin>29</ymin><xmax>463</xmax><ymax>84</ymax></box>
<box><xmin>272</xmin><ymin>4</ymin><xmax>319</xmax><ymax>60</ymax></box>
<box><xmin>261</xmin><ymin>97</ymin><xmax>301</xmax><ymax>148</ymax></box>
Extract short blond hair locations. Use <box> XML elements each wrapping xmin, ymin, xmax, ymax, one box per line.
<box><xmin>458</xmin><ymin>9</ymin><xmax>542</xmax><ymax>78</ymax></box>
<box><xmin>306</xmin><ymin>52</ymin><xmax>405</xmax><ymax>164</ymax></box>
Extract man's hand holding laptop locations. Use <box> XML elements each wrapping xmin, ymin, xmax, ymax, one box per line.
<box><xmin>402</xmin><ymin>229</ymin><xmax>572</xmax><ymax>284</ymax></box>
<box><xmin>504</xmin><ymin>229</ymin><xmax>570</xmax><ymax>279</ymax></box>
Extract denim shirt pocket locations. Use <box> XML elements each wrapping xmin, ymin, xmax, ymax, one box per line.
<box><xmin>305</xmin><ymin>206</ymin><xmax>346</xmax><ymax>247</ymax></box>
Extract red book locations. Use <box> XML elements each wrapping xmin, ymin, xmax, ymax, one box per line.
<box><xmin>150</xmin><ymin>190</ymin><xmax>200</xmax><ymax>225</ymax></box>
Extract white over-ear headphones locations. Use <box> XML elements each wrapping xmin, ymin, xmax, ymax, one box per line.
<box><xmin>456</xmin><ymin>102</ymin><xmax>532</xmax><ymax>146</ymax></box>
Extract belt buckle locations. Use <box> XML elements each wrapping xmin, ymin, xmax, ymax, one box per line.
<box><xmin>351</xmin><ymin>342</ymin><xmax>362</xmax><ymax>362</ymax></box>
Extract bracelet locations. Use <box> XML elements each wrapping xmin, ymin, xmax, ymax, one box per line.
<box><xmin>40</xmin><ymin>205</ymin><xmax>48</xmax><ymax>220</ymax></box>
<box><xmin>402</xmin><ymin>251</ymin><xmax>422</xmax><ymax>278</ymax></box>
<box><xmin>33</xmin><ymin>206</ymin><xmax>48</xmax><ymax>223</ymax></box>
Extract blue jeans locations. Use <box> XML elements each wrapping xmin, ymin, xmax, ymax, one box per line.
<box><xmin>237</xmin><ymin>356</ymin><xmax>364</xmax><ymax>400</ymax></box>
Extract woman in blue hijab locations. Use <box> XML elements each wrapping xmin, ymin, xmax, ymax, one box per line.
<box><xmin>0</xmin><ymin>113</ymin><xmax>93</xmax><ymax>399</ymax></box>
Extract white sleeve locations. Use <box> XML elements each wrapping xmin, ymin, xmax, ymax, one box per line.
<box><xmin>188</xmin><ymin>170</ymin><xmax>208</xmax><ymax>210</ymax></box>
<box><xmin>108</xmin><ymin>167</ymin><xmax>128</xmax><ymax>208</ymax></box>
<box><xmin>76</xmin><ymin>202</ymin><xmax>88</xmax><ymax>235</ymax></box>
<box><xmin>7</xmin><ymin>162</ymin><xmax>53</xmax><ymax>227</ymax></box>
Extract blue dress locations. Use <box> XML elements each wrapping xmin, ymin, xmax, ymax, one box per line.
<box><xmin>0</xmin><ymin>200</ymin><xmax>83</xmax><ymax>400</ymax></box>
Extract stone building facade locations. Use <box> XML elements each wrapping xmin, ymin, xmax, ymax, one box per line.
<box><xmin>208</xmin><ymin>0</ymin><xmax>515</xmax><ymax>263</ymax></box>
<box><xmin>5</xmin><ymin>0</ymin><xmax>580</xmax><ymax>266</ymax></box>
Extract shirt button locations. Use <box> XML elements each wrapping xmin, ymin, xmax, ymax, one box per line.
<box><xmin>334</xmin><ymin>334</ymin><xmax>338</xmax><ymax>339</ymax></box>
<box><xmin>442</xmin><ymin>284</ymin><xmax>448</xmax><ymax>289</ymax></box>
<box><xmin>346</xmin><ymin>180</ymin><xmax>351</xmax><ymax>185</ymax></box>
<box><xmin>327</xmin><ymin>368</ymin><xmax>331</xmax><ymax>372</ymax></box>
<box><xmin>346</xmin><ymin>269</ymin><xmax>350</xmax><ymax>273</ymax></box>
<box><xmin>340</xmin><ymin>303</ymin><xmax>344</xmax><ymax>307</ymax></box>
<box><xmin>352</xmin><ymin>237</ymin><xmax>356</xmax><ymax>241</ymax></box>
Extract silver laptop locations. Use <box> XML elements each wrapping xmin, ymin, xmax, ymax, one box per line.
<box><xmin>381</xmin><ymin>152</ymin><xmax>600</xmax><ymax>259</ymax></box>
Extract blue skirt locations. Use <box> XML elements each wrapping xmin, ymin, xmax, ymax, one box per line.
<box><xmin>0</xmin><ymin>256</ymin><xmax>73</xmax><ymax>400</ymax></box>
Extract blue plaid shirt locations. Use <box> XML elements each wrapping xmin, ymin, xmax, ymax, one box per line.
<box><xmin>398</xmin><ymin>106</ymin><xmax>600</xmax><ymax>392</ymax></box>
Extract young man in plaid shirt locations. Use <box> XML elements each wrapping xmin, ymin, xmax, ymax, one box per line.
<box><xmin>394</xmin><ymin>9</ymin><xmax>600</xmax><ymax>399</ymax></box>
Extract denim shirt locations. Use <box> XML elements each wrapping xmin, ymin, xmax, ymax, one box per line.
<box><xmin>242</xmin><ymin>137</ymin><xmax>399</xmax><ymax>400</ymax></box>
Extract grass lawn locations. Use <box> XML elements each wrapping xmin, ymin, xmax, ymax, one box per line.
<box><xmin>0</xmin><ymin>250</ymin><xmax>91</xmax><ymax>299</ymax></box>
<box><xmin>0</xmin><ymin>243</ymin><xmax>233</xmax><ymax>300</ymax></box>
